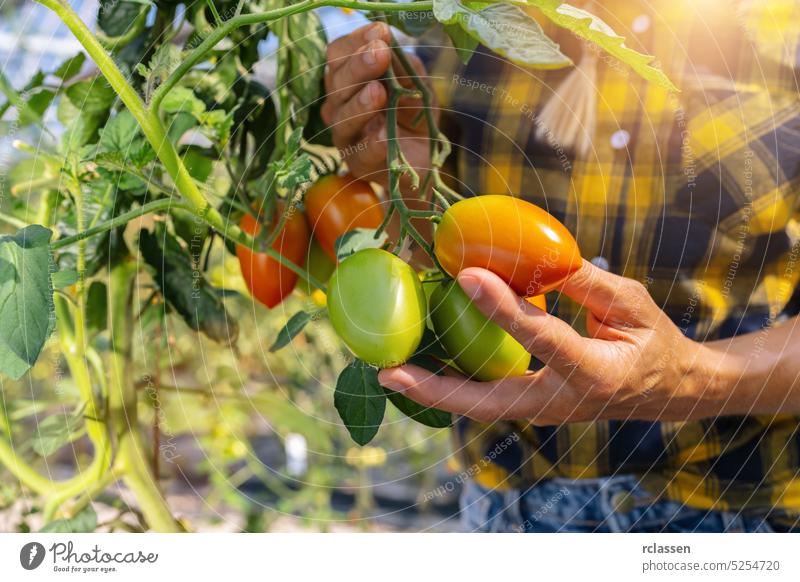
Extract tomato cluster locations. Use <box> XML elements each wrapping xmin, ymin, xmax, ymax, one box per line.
<box><xmin>327</xmin><ymin>195</ymin><xmax>581</xmax><ymax>379</ymax></box>
<box><xmin>237</xmin><ymin>173</ymin><xmax>384</xmax><ymax>309</ymax></box>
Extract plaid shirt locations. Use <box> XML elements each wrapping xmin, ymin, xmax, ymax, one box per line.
<box><xmin>418</xmin><ymin>0</ymin><xmax>800</xmax><ymax>519</ymax></box>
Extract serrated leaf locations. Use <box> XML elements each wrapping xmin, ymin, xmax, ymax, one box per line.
<box><xmin>334</xmin><ymin>360</ymin><xmax>386</xmax><ymax>445</ymax></box>
<box><xmin>97</xmin><ymin>110</ymin><xmax>155</xmax><ymax>167</ymax></box>
<box><xmin>434</xmin><ymin>0</ymin><xmax>571</xmax><ymax>69</ymax></box>
<box><xmin>40</xmin><ymin>505</ymin><xmax>97</xmax><ymax>533</ymax></box>
<box><xmin>335</xmin><ymin>228</ymin><xmax>388</xmax><ymax>261</ymax></box>
<box><xmin>0</xmin><ymin>226</ymin><xmax>54</xmax><ymax>380</ymax></box>
<box><xmin>269</xmin><ymin>310</ymin><xmax>312</xmax><ymax>352</ymax></box>
<box><xmin>65</xmin><ymin>79</ymin><xmax>117</xmax><ymax>116</ymax></box>
<box><xmin>524</xmin><ymin>0</ymin><xmax>677</xmax><ymax>91</ymax></box>
<box><xmin>161</xmin><ymin>86</ymin><xmax>206</xmax><ymax>115</ymax></box>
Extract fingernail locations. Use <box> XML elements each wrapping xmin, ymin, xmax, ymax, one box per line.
<box><xmin>363</xmin><ymin>46</ymin><xmax>377</xmax><ymax>66</ymax></box>
<box><xmin>458</xmin><ymin>274</ymin><xmax>482</xmax><ymax>300</ymax></box>
<box><xmin>358</xmin><ymin>83</ymin><xmax>373</xmax><ymax>106</ymax></box>
<box><xmin>365</xmin><ymin>23</ymin><xmax>385</xmax><ymax>41</ymax></box>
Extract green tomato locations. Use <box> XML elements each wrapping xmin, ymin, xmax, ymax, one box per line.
<box><xmin>430</xmin><ymin>280</ymin><xmax>531</xmax><ymax>381</ymax></box>
<box><xmin>328</xmin><ymin>248</ymin><xmax>427</xmax><ymax>367</ymax></box>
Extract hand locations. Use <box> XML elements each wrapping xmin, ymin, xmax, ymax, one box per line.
<box><xmin>321</xmin><ymin>22</ymin><xmax>434</xmax><ymax>187</ymax></box>
<box><xmin>379</xmin><ymin>261</ymin><xmax>741</xmax><ymax>425</ymax></box>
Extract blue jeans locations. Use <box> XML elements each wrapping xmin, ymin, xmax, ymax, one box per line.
<box><xmin>460</xmin><ymin>475</ymin><xmax>786</xmax><ymax>532</ymax></box>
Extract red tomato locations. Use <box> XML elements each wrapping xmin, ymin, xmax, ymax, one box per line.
<box><xmin>434</xmin><ymin>195</ymin><xmax>582</xmax><ymax>296</ymax></box>
<box><xmin>304</xmin><ymin>173</ymin><xmax>385</xmax><ymax>261</ymax></box>
<box><xmin>236</xmin><ymin>202</ymin><xmax>310</xmax><ymax>308</ymax></box>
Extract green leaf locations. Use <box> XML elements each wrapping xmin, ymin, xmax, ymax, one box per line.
<box><xmin>98</xmin><ymin>0</ymin><xmax>150</xmax><ymax>38</ymax></box>
<box><xmin>31</xmin><ymin>406</ymin><xmax>86</xmax><ymax>457</ymax></box>
<box><xmin>139</xmin><ymin>228</ymin><xmax>239</xmax><ymax>345</ymax></box>
<box><xmin>335</xmin><ymin>228</ymin><xmax>388</xmax><ymax>261</ymax></box>
<box><xmin>524</xmin><ymin>0</ymin><xmax>677</xmax><ymax>91</ymax></box>
<box><xmin>384</xmin><ymin>352</ymin><xmax>452</xmax><ymax>428</ymax></box>
<box><xmin>284</xmin><ymin>10</ymin><xmax>327</xmax><ymax>125</ymax></box>
<box><xmin>334</xmin><ymin>360</ymin><xmax>386</xmax><ymax>446</ymax></box>
<box><xmin>0</xmin><ymin>226</ymin><xmax>54</xmax><ymax>380</ymax></box>
<box><xmin>385</xmin><ymin>9</ymin><xmax>438</xmax><ymax>37</ymax></box>
<box><xmin>97</xmin><ymin>110</ymin><xmax>156</xmax><ymax>168</ymax></box>
<box><xmin>443</xmin><ymin>23</ymin><xmax>479</xmax><ymax>64</ymax></box>
<box><xmin>385</xmin><ymin>390</ymin><xmax>452</xmax><ymax>428</ymax></box>
<box><xmin>40</xmin><ymin>505</ymin><xmax>97</xmax><ymax>533</ymax></box>
<box><xmin>64</xmin><ymin>79</ymin><xmax>117</xmax><ymax>116</ymax></box>
<box><xmin>180</xmin><ymin>147</ymin><xmax>214</xmax><ymax>183</ymax></box>
<box><xmin>54</xmin><ymin>53</ymin><xmax>86</xmax><ymax>81</ymax></box>
<box><xmin>161</xmin><ymin>86</ymin><xmax>206</xmax><ymax>116</ymax></box>
<box><xmin>86</xmin><ymin>281</ymin><xmax>107</xmax><ymax>334</ymax></box>
<box><xmin>0</xmin><ymin>69</ymin><xmax>46</xmax><ymax>128</ymax></box>
<box><xmin>433</xmin><ymin>0</ymin><xmax>571</xmax><ymax>69</ymax></box>
<box><xmin>270</xmin><ymin>310</ymin><xmax>313</xmax><ymax>352</ymax></box>
<box><xmin>140</xmin><ymin>42</ymin><xmax>183</xmax><ymax>99</ymax></box>
<box><xmin>51</xmin><ymin>269</ymin><xmax>78</xmax><ymax>289</ymax></box>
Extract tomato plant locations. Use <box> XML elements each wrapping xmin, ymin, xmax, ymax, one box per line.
<box><xmin>0</xmin><ymin>0</ymin><xmax>673</xmax><ymax>530</ymax></box>
<box><xmin>237</xmin><ymin>203</ymin><xmax>311</xmax><ymax>308</ymax></box>
<box><xmin>327</xmin><ymin>248</ymin><xmax>427</xmax><ymax>367</ymax></box>
<box><xmin>430</xmin><ymin>279</ymin><xmax>530</xmax><ymax>381</ymax></box>
<box><xmin>305</xmin><ymin>173</ymin><xmax>385</xmax><ymax>261</ymax></box>
<box><xmin>434</xmin><ymin>195</ymin><xmax>583</xmax><ymax>297</ymax></box>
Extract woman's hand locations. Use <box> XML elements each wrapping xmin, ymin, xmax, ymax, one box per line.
<box><xmin>321</xmin><ymin>22</ymin><xmax>434</xmax><ymax>187</ymax></box>
<box><xmin>379</xmin><ymin>261</ymin><xmax>752</xmax><ymax>425</ymax></box>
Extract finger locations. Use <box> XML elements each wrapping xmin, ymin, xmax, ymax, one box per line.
<box><xmin>327</xmin><ymin>22</ymin><xmax>390</xmax><ymax>74</ymax></box>
<box><xmin>378</xmin><ymin>364</ymin><xmax>556</xmax><ymax>423</ymax></box>
<box><xmin>326</xmin><ymin>80</ymin><xmax>387</xmax><ymax>144</ymax></box>
<box><xmin>456</xmin><ymin>268</ymin><xmax>596</xmax><ymax>379</ymax></box>
<box><xmin>327</xmin><ymin>40</ymin><xmax>392</xmax><ymax>105</ymax></box>
<box><xmin>560</xmin><ymin>260</ymin><xmax>657</xmax><ymax>328</ymax></box>
<box><xmin>348</xmin><ymin>118</ymin><xmax>388</xmax><ymax>167</ymax></box>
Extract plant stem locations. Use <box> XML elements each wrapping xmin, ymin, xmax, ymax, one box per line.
<box><xmin>51</xmin><ymin>199</ymin><xmax>191</xmax><ymax>250</ymax></box>
<box><xmin>107</xmin><ymin>261</ymin><xmax>181</xmax><ymax>532</ymax></box>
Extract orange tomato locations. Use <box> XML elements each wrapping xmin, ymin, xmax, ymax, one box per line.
<box><xmin>527</xmin><ymin>295</ymin><xmax>547</xmax><ymax>310</ymax></box>
<box><xmin>236</xmin><ymin>202</ymin><xmax>310</xmax><ymax>308</ymax></box>
<box><xmin>434</xmin><ymin>195</ymin><xmax>582</xmax><ymax>296</ymax></box>
<box><xmin>304</xmin><ymin>173</ymin><xmax>385</xmax><ymax>261</ymax></box>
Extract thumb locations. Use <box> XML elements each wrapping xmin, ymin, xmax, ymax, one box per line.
<box><xmin>560</xmin><ymin>260</ymin><xmax>658</xmax><ymax>328</ymax></box>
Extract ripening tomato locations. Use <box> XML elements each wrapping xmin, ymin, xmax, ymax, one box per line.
<box><xmin>299</xmin><ymin>239</ymin><xmax>336</xmax><ymax>295</ymax></box>
<box><xmin>236</xmin><ymin>202</ymin><xmax>310</xmax><ymax>308</ymax></box>
<box><xmin>430</xmin><ymin>280</ymin><xmax>530</xmax><ymax>381</ymax></box>
<box><xmin>305</xmin><ymin>173</ymin><xmax>385</xmax><ymax>261</ymax></box>
<box><xmin>327</xmin><ymin>249</ymin><xmax>426</xmax><ymax>367</ymax></box>
<box><xmin>434</xmin><ymin>195</ymin><xmax>582</xmax><ymax>297</ymax></box>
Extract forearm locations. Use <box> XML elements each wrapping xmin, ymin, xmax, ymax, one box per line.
<box><xmin>698</xmin><ymin>316</ymin><xmax>800</xmax><ymax>416</ymax></box>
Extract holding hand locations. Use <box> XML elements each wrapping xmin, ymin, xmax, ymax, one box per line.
<box><xmin>321</xmin><ymin>22</ymin><xmax>434</xmax><ymax>185</ymax></box>
<box><xmin>379</xmin><ymin>261</ymin><xmax>741</xmax><ymax>425</ymax></box>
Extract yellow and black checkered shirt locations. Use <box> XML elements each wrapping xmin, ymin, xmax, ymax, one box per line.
<box><xmin>419</xmin><ymin>0</ymin><xmax>800</xmax><ymax>519</ymax></box>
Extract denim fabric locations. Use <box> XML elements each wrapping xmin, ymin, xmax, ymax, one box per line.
<box><xmin>460</xmin><ymin>476</ymin><xmax>790</xmax><ymax>533</ymax></box>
